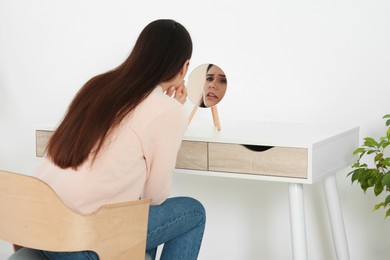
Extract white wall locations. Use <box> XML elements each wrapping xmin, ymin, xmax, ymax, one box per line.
<box><xmin>1</xmin><ymin>0</ymin><xmax>390</xmax><ymax>259</ymax></box>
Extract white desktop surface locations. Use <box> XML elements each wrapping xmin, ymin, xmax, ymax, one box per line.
<box><xmin>184</xmin><ymin>120</ymin><xmax>358</xmax><ymax>148</ymax></box>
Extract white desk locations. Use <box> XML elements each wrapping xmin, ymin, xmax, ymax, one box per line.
<box><xmin>175</xmin><ymin>120</ymin><xmax>359</xmax><ymax>260</ymax></box>
<box><xmin>36</xmin><ymin>120</ymin><xmax>359</xmax><ymax>260</ymax></box>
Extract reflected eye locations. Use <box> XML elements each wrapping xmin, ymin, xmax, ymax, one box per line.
<box><xmin>206</xmin><ymin>76</ymin><xmax>214</xmax><ymax>82</ymax></box>
<box><xmin>220</xmin><ymin>79</ymin><xmax>227</xmax><ymax>84</ymax></box>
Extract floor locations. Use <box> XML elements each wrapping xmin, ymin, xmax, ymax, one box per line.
<box><xmin>0</xmin><ymin>240</ymin><xmax>13</xmax><ymax>260</ymax></box>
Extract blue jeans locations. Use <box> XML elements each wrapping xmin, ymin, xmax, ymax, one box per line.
<box><xmin>146</xmin><ymin>197</ymin><xmax>206</xmax><ymax>260</ymax></box>
<box><xmin>36</xmin><ymin>197</ymin><xmax>206</xmax><ymax>260</ymax></box>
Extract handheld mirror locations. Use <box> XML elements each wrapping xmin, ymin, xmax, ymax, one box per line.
<box><xmin>187</xmin><ymin>63</ymin><xmax>228</xmax><ymax>130</ymax></box>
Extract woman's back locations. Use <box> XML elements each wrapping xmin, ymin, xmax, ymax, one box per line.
<box><xmin>34</xmin><ymin>87</ymin><xmax>187</xmax><ymax>214</ymax></box>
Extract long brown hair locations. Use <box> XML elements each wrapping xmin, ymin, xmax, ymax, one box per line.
<box><xmin>47</xmin><ymin>19</ymin><xmax>192</xmax><ymax>169</ymax></box>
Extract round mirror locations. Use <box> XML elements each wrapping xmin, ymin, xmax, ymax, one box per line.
<box><xmin>187</xmin><ymin>63</ymin><xmax>227</xmax><ymax>108</ymax></box>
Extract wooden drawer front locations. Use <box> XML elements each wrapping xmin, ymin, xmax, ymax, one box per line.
<box><xmin>208</xmin><ymin>143</ymin><xmax>308</xmax><ymax>178</ymax></box>
<box><xmin>36</xmin><ymin>130</ymin><xmax>53</xmax><ymax>157</ymax></box>
<box><xmin>176</xmin><ymin>141</ymin><xmax>208</xmax><ymax>171</ymax></box>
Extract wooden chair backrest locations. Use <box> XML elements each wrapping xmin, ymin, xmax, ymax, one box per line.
<box><xmin>0</xmin><ymin>169</ymin><xmax>151</xmax><ymax>260</ymax></box>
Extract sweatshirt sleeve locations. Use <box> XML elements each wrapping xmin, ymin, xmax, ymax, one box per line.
<box><xmin>141</xmin><ymin>105</ymin><xmax>187</xmax><ymax>205</ymax></box>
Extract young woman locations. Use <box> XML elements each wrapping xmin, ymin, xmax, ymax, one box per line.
<box><xmin>33</xmin><ymin>19</ymin><xmax>206</xmax><ymax>260</ymax></box>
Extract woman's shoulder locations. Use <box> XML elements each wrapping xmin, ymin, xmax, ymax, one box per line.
<box><xmin>123</xmin><ymin>87</ymin><xmax>186</xmax><ymax>129</ymax></box>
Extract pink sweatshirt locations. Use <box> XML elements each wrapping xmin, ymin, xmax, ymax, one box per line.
<box><xmin>34</xmin><ymin>86</ymin><xmax>187</xmax><ymax>214</ymax></box>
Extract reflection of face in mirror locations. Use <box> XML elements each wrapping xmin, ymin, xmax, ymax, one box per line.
<box><xmin>201</xmin><ymin>64</ymin><xmax>227</xmax><ymax>107</ymax></box>
<box><xmin>187</xmin><ymin>63</ymin><xmax>227</xmax><ymax>108</ymax></box>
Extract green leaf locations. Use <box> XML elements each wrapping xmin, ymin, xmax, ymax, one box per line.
<box><xmin>385</xmin><ymin>195</ymin><xmax>390</xmax><ymax>205</ymax></box>
<box><xmin>374</xmin><ymin>182</ymin><xmax>384</xmax><ymax>196</ymax></box>
<box><xmin>353</xmin><ymin>147</ymin><xmax>366</xmax><ymax>155</ymax></box>
<box><xmin>351</xmin><ymin>171</ymin><xmax>361</xmax><ymax>183</ymax></box>
<box><xmin>382</xmin><ymin>173</ymin><xmax>390</xmax><ymax>186</ymax></box>
<box><xmin>351</xmin><ymin>162</ymin><xmax>360</xmax><ymax>168</ymax></box>
<box><xmin>364</xmin><ymin>137</ymin><xmax>379</xmax><ymax>147</ymax></box>
<box><xmin>360</xmin><ymin>179</ymin><xmax>368</xmax><ymax>192</ymax></box>
<box><xmin>347</xmin><ymin>168</ymin><xmax>358</xmax><ymax>178</ymax></box>
<box><xmin>386</xmin><ymin>119</ymin><xmax>390</xmax><ymax>127</ymax></box>
<box><xmin>375</xmin><ymin>174</ymin><xmax>384</xmax><ymax>184</ymax></box>
<box><xmin>386</xmin><ymin>208</ymin><xmax>390</xmax><ymax>218</ymax></box>
<box><xmin>375</xmin><ymin>153</ymin><xmax>383</xmax><ymax>162</ymax></box>
<box><xmin>367</xmin><ymin>150</ymin><xmax>376</xmax><ymax>155</ymax></box>
<box><xmin>383</xmin><ymin>114</ymin><xmax>390</xmax><ymax>119</ymax></box>
<box><xmin>372</xmin><ymin>168</ymin><xmax>380</xmax><ymax>177</ymax></box>
<box><xmin>374</xmin><ymin>202</ymin><xmax>385</xmax><ymax>211</ymax></box>
<box><xmin>383</xmin><ymin>142</ymin><xmax>390</xmax><ymax>149</ymax></box>
<box><xmin>383</xmin><ymin>158</ymin><xmax>390</xmax><ymax>167</ymax></box>
<box><xmin>387</xmin><ymin>127</ymin><xmax>390</xmax><ymax>139</ymax></box>
<box><xmin>361</xmin><ymin>185</ymin><xmax>368</xmax><ymax>192</ymax></box>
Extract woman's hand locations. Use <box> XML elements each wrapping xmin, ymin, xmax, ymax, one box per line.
<box><xmin>165</xmin><ymin>82</ymin><xmax>187</xmax><ymax>104</ymax></box>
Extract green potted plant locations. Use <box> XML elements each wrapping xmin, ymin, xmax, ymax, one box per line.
<box><xmin>348</xmin><ymin>114</ymin><xmax>390</xmax><ymax>217</ymax></box>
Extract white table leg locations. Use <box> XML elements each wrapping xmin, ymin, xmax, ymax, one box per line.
<box><xmin>289</xmin><ymin>183</ymin><xmax>308</xmax><ymax>260</ymax></box>
<box><xmin>323</xmin><ymin>174</ymin><xmax>350</xmax><ymax>260</ymax></box>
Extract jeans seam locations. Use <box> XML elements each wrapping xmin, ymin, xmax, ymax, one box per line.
<box><xmin>148</xmin><ymin>210</ymin><xmax>205</xmax><ymax>237</ymax></box>
<box><xmin>85</xmin><ymin>251</ymin><xmax>97</xmax><ymax>260</ymax></box>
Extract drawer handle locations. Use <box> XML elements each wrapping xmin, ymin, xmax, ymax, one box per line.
<box><xmin>241</xmin><ymin>144</ymin><xmax>274</xmax><ymax>152</ymax></box>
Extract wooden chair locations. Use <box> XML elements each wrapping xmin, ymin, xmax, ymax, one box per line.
<box><xmin>0</xmin><ymin>169</ymin><xmax>151</xmax><ymax>260</ymax></box>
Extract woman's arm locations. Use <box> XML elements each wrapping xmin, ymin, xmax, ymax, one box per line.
<box><xmin>141</xmin><ymin>106</ymin><xmax>187</xmax><ymax>204</ymax></box>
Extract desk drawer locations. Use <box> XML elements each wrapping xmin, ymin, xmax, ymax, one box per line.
<box><xmin>208</xmin><ymin>143</ymin><xmax>308</xmax><ymax>178</ymax></box>
<box><xmin>36</xmin><ymin>130</ymin><xmax>53</xmax><ymax>157</ymax></box>
<box><xmin>176</xmin><ymin>141</ymin><xmax>208</xmax><ymax>171</ymax></box>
